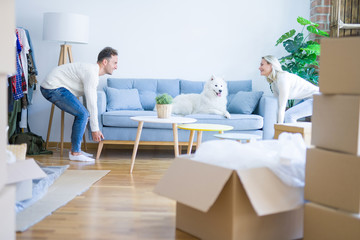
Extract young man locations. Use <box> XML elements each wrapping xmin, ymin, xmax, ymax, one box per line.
<box><xmin>41</xmin><ymin>47</ymin><xmax>118</xmax><ymax>161</ymax></box>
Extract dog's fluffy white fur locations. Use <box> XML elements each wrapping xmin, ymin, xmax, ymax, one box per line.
<box><xmin>172</xmin><ymin>75</ymin><xmax>231</xmax><ymax>118</ymax></box>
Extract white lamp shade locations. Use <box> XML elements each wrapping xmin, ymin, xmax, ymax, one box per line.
<box><xmin>43</xmin><ymin>12</ymin><xmax>89</xmax><ymax>44</ymax></box>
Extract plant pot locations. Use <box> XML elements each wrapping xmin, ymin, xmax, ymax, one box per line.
<box><xmin>156</xmin><ymin>104</ymin><xmax>172</xmax><ymax>119</ymax></box>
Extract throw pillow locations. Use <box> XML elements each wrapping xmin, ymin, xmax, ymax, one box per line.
<box><xmin>104</xmin><ymin>87</ymin><xmax>143</xmax><ymax>111</ymax></box>
<box><xmin>227</xmin><ymin>91</ymin><xmax>263</xmax><ymax>114</ymax></box>
<box><xmin>139</xmin><ymin>90</ymin><xmax>157</xmax><ymax>110</ymax></box>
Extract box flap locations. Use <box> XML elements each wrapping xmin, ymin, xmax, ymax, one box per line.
<box><xmin>7</xmin><ymin>159</ymin><xmax>46</xmax><ymax>184</ymax></box>
<box><xmin>238</xmin><ymin>167</ymin><xmax>303</xmax><ymax>216</ymax></box>
<box><xmin>154</xmin><ymin>158</ymin><xmax>233</xmax><ymax>212</ymax></box>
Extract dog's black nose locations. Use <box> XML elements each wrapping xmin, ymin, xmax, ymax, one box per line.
<box><xmin>219</xmin><ymin>89</ymin><xmax>222</xmax><ymax>93</ymax></box>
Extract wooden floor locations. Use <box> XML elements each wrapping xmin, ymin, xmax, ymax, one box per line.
<box><xmin>16</xmin><ymin>147</ymin><xmax>198</xmax><ymax>240</ymax></box>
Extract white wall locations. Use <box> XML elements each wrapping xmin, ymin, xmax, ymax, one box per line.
<box><xmin>15</xmin><ymin>0</ymin><xmax>310</xmax><ymax>143</ymax></box>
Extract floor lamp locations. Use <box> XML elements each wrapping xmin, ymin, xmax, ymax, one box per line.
<box><xmin>43</xmin><ymin>12</ymin><xmax>90</xmax><ymax>157</ymax></box>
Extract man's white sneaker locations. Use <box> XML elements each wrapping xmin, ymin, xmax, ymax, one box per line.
<box><xmin>81</xmin><ymin>151</ymin><xmax>93</xmax><ymax>157</ymax></box>
<box><xmin>69</xmin><ymin>152</ymin><xmax>95</xmax><ymax>162</ymax></box>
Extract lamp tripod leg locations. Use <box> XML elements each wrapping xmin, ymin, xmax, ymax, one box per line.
<box><xmin>45</xmin><ymin>104</ymin><xmax>55</xmax><ymax>150</ymax></box>
<box><xmin>83</xmin><ymin>133</ymin><xmax>87</xmax><ymax>151</ymax></box>
<box><xmin>60</xmin><ymin>110</ymin><xmax>64</xmax><ymax>157</ymax></box>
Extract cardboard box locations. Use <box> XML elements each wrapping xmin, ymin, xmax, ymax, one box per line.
<box><xmin>7</xmin><ymin>159</ymin><xmax>47</xmax><ymax>202</ymax></box>
<box><xmin>154</xmin><ymin>158</ymin><xmax>304</xmax><ymax>240</ymax></box>
<box><xmin>305</xmin><ymin>148</ymin><xmax>360</xmax><ymax>213</ymax></box>
<box><xmin>7</xmin><ymin>159</ymin><xmax>46</xmax><ymax>185</ymax></box>
<box><xmin>304</xmin><ymin>202</ymin><xmax>360</xmax><ymax>240</ymax></box>
<box><xmin>0</xmin><ymin>0</ymin><xmax>16</xmax><ymax>74</ymax></box>
<box><xmin>319</xmin><ymin>37</ymin><xmax>360</xmax><ymax>94</ymax></box>
<box><xmin>0</xmin><ymin>185</ymin><xmax>16</xmax><ymax>240</ymax></box>
<box><xmin>7</xmin><ymin>144</ymin><xmax>33</xmax><ymax>201</ymax></box>
<box><xmin>1</xmin><ymin>159</ymin><xmax>46</xmax><ymax>239</ymax></box>
<box><xmin>311</xmin><ymin>94</ymin><xmax>360</xmax><ymax>155</ymax></box>
<box><xmin>274</xmin><ymin>122</ymin><xmax>312</xmax><ymax>146</ymax></box>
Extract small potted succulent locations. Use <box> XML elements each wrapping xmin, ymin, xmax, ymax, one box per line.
<box><xmin>155</xmin><ymin>93</ymin><xmax>173</xmax><ymax>118</ymax></box>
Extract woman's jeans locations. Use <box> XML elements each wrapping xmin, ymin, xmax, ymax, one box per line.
<box><xmin>40</xmin><ymin>86</ymin><xmax>89</xmax><ymax>153</ymax></box>
<box><xmin>284</xmin><ymin>98</ymin><xmax>313</xmax><ymax>123</ymax></box>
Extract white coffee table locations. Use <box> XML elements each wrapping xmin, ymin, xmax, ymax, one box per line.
<box><xmin>214</xmin><ymin>133</ymin><xmax>261</xmax><ymax>143</ymax></box>
<box><xmin>130</xmin><ymin>116</ymin><xmax>196</xmax><ymax>173</ymax></box>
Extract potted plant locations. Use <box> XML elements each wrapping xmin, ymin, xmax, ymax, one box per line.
<box><xmin>155</xmin><ymin>93</ymin><xmax>173</xmax><ymax>118</ymax></box>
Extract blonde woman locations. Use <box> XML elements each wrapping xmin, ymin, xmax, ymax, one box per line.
<box><xmin>259</xmin><ymin>55</ymin><xmax>319</xmax><ymax>123</ymax></box>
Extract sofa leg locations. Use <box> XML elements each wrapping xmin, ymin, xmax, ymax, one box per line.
<box><xmin>96</xmin><ymin>141</ymin><xmax>104</xmax><ymax>161</ymax></box>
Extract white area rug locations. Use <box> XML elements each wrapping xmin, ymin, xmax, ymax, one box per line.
<box><xmin>16</xmin><ymin>170</ymin><xmax>110</xmax><ymax>232</ymax></box>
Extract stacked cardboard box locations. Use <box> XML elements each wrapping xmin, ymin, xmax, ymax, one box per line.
<box><xmin>304</xmin><ymin>37</ymin><xmax>360</xmax><ymax>240</ymax></box>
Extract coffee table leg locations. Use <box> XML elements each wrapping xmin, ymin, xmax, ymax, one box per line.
<box><xmin>130</xmin><ymin>121</ymin><xmax>144</xmax><ymax>173</ymax></box>
<box><xmin>187</xmin><ymin>130</ymin><xmax>195</xmax><ymax>154</ymax></box>
<box><xmin>196</xmin><ymin>131</ymin><xmax>203</xmax><ymax>150</ymax></box>
<box><xmin>172</xmin><ymin>123</ymin><xmax>179</xmax><ymax>157</ymax></box>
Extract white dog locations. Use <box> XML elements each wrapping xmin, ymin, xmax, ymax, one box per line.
<box><xmin>172</xmin><ymin>75</ymin><xmax>231</xmax><ymax>118</ymax></box>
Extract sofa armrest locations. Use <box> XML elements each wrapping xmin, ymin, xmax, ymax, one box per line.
<box><xmin>87</xmin><ymin>91</ymin><xmax>106</xmax><ymax>141</ymax></box>
<box><xmin>255</xmin><ymin>95</ymin><xmax>278</xmax><ymax>140</ymax></box>
<box><xmin>97</xmin><ymin>91</ymin><xmax>106</xmax><ymax>132</ymax></box>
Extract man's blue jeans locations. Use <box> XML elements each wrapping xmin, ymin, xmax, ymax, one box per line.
<box><xmin>40</xmin><ymin>86</ymin><xmax>89</xmax><ymax>153</ymax></box>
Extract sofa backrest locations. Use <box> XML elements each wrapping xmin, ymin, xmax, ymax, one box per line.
<box><xmin>106</xmin><ymin>78</ymin><xmax>253</xmax><ymax>111</ymax></box>
<box><xmin>107</xmin><ymin>78</ymin><xmax>180</xmax><ymax>110</ymax></box>
<box><xmin>227</xmin><ymin>80</ymin><xmax>252</xmax><ymax>104</ymax></box>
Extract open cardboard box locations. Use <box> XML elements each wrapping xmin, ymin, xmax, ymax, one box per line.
<box><xmin>7</xmin><ymin>144</ymin><xmax>34</xmax><ymax>202</ymax></box>
<box><xmin>154</xmin><ymin>157</ymin><xmax>304</xmax><ymax>240</ymax></box>
<box><xmin>6</xmin><ymin>158</ymin><xmax>46</xmax><ymax>185</ymax></box>
<box><xmin>7</xmin><ymin>158</ymin><xmax>47</xmax><ymax>203</ymax></box>
<box><xmin>0</xmin><ymin>159</ymin><xmax>46</xmax><ymax>239</ymax></box>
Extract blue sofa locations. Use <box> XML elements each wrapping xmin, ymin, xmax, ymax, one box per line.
<box><xmin>95</xmin><ymin>78</ymin><xmax>277</xmax><ymax>152</ymax></box>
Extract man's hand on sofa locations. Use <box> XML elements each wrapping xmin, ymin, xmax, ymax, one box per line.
<box><xmin>92</xmin><ymin>131</ymin><xmax>104</xmax><ymax>142</ymax></box>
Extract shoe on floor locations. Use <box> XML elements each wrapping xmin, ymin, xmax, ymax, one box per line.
<box><xmin>81</xmin><ymin>151</ymin><xmax>93</xmax><ymax>157</ymax></box>
<box><xmin>69</xmin><ymin>152</ymin><xmax>95</xmax><ymax>162</ymax></box>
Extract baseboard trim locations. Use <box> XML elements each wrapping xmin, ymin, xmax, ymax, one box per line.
<box><xmin>46</xmin><ymin>140</ymin><xmax>196</xmax><ymax>151</ymax></box>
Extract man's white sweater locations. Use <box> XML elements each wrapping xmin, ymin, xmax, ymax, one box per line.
<box><xmin>270</xmin><ymin>71</ymin><xmax>319</xmax><ymax>123</ymax></box>
<box><xmin>41</xmin><ymin>63</ymin><xmax>100</xmax><ymax>132</ymax></box>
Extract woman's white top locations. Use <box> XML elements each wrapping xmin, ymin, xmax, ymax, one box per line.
<box><xmin>41</xmin><ymin>63</ymin><xmax>100</xmax><ymax>132</ymax></box>
<box><xmin>270</xmin><ymin>71</ymin><xmax>319</xmax><ymax>124</ymax></box>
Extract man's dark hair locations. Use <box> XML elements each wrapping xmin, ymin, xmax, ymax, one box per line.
<box><xmin>97</xmin><ymin>47</ymin><xmax>118</xmax><ymax>63</ymax></box>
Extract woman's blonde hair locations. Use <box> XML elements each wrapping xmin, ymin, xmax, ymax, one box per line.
<box><xmin>262</xmin><ymin>55</ymin><xmax>284</xmax><ymax>83</ymax></box>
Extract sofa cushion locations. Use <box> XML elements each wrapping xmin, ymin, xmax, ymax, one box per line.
<box><xmin>185</xmin><ymin>113</ymin><xmax>263</xmax><ymax>130</ymax></box>
<box><xmin>227</xmin><ymin>91</ymin><xmax>264</xmax><ymax>114</ymax></box>
<box><xmin>227</xmin><ymin>80</ymin><xmax>252</xmax><ymax>94</ymax></box>
<box><xmin>102</xmin><ymin>111</ymin><xmax>263</xmax><ymax>131</ymax></box>
<box><xmin>102</xmin><ymin>110</ymin><xmax>173</xmax><ymax>129</ymax></box>
<box><xmin>156</xmin><ymin>79</ymin><xmax>180</xmax><ymax>97</ymax></box>
<box><xmin>138</xmin><ymin>91</ymin><xmax>156</xmax><ymax>110</ymax></box>
<box><xmin>104</xmin><ymin>87</ymin><xmax>143</xmax><ymax>111</ymax></box>
<box><xmin>227</xmin><ymin>80</ymin><xmax>252</xmax><ymax>104</ymax></box>
<box><xmin>180</xmin><ymin>80</ymin><xmax>205</xmax><ymax>94</ymax></box>
<box><xmin>107</xmin><ymin>78</ymin><xmax>180</xmax><ymax>110</ymax></box>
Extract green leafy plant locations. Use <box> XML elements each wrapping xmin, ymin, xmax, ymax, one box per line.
<box><xmin>155</xmin><ymin>93</ymin><xmax>173</xmax><ymax>104</ymax></box>
<box><xmin>276</xmin><ymin>16</ymin><xmax>329</xmax><ymax>86</ymax></box>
